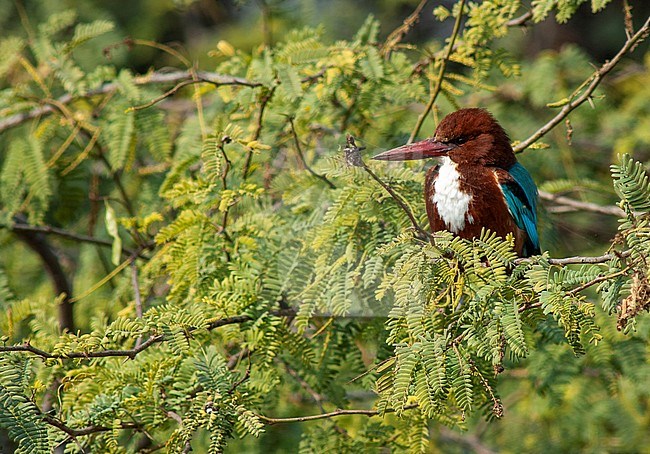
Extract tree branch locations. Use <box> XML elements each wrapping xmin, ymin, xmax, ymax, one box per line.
<box><xmin>288</xmin><ymin>117</ymin><xmax>336</xmax><ymax>189</ymax></box>
<box><xmin>516</xmin><ymin>249</ymin><xmax>631</xmax><ymax>266</ymax></box>
<box><xmin>256</xmin><ymin>403</ymin><xmax>418</xmax><ymax>425</ymax></box>
<box><xmin>44</xmin><ymin>415</ymin><xmax>140</xmax><ymax>438</ymax></box>
<box><xmin>0</xmin><ymin>309</ymin><xmax>297</xmax><ymax>360</ymax></box>
<box><xmin>409</xmin><ymin>0</ymin><xmax>466</xmax><ymax>143</ymax></box>
<box><xmin>344</xmin><ymin>135</ymin><xmax>429</xmax><ymax>241</ymax></box>
<box><xmin>12</xmin><ymin>217</ymin><xmax>75</xmax><ymax>332</ymax></box>
<box><xmin>513</xmin><ymin>14</ymin><xmax>650</xmax><ymax>153</ymax></box>
<box><xmin>381</xmin><ymin>0</ymin><xmax>429</xmax><ymax>58</ymax></box>
<box><xmin>0</xmin><ymin>70</ymin><xmax>263</xmax><ymax>134</ymax></box>
<box><xmin>569</xmin><ymin>267</ymin><xmax>631</xmax><ymax>295</ymax></box>
<box><xmin>242</xmin><ymin>87</ymin><xmax>275</xmax><ymax>179</ymax></box>
<box><xmin>505</xmin><ymin>11</ymin><xmax>532</xmax><ymax>27</ymax></box>
<box><xmin>6</xmin><ymin>221</ymin><xmax>145</xmax><ymax>258</ymax></box>
<box><xmin>539</xmin><ymin>190</ymin><xmax>625</xmax><ymax>217</ymax></box>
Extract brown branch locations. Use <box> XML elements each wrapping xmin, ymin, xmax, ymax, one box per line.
<box><xmin>6</xmin><ymin>221</ymin><xmax>145</xmax><ymax>258</ymax></box>
<box><xmin>513</xmin><ymin>14</ymin><xmax>650</xmax><ymax>153</ymax></box>
<box><xmin>516</xmin><ymin>249</ymin><xmax>631</xmax><ymax>266</ymax></box>
<box><xmin>0</xmin><ymin>309</ymin><xmax>297</xmax><ymax>360</ymax></box>
<box><xmin>280</xmin><ymin>359</ymin><xmax>325</xmax><ymax>409</ymax></box>
<box><xmin>381</xmin><ymin>0</ymin><xmax>429</xmax><ymax>58</ymax></box>
<box><xmin>257</xmin><ymin>403</ymin><xmax>418</xmax><ymax>425</ymax></box>
<box><xmin>505</xmin><ymin>11</ymin><xmax>533</xmax><ymax>27</ymax></box>
<box><xmin>44</xmin><ymin>415</ymin><xmax>140</xmax><ymax>437</ymax></box>
<box><xmin>0</xmin><ymin>70</ymin><xmax>263</xmax><ymax>134</ymax></box>
<box><xmin>408</xmin><ymin>0</ymin><xmax>466</xmax><ymax>143</ymax></box>
<box><xmin>242</xmin><ymin>87</ymin><xmax>275</xmax><ymax>179</ymax></box>
<box><xmin>228</xmin><ymin>357</ymin><xmax>251</xmax><ymax>394</ymax></box>
<box><xmin>438</xmin><ymin>427</ymin><xmax>497</xmax><ymax>454</ymax></box>
<box><xmin>569</xmin><ymin>267</ymin><xmax>631</xmax><ymax>295</ymax></box>
<box><xmin>288</xmin><ymin>117</ymin><xmax>336</xmax><ymax>189</ymax></box>
<box><xmin>132</xmin><ymin>263</ymin><xmax>144</xmax><ymax>349</ymax></box>
<box><xmin>539</xmin><ymin>191</ymin><xmax>625</xmax><ymax>217</ymax></box>
<box><xmin>12</xmin><ymin>217</ymin><xmax>75</xmax><ymax>332</ymax></box>
<box><xmin>128</xmin><ymin>79</ymin><xmax>197</xmax><ymax>111</ymax></box>
<box><xmin>345</xmin><ymin>135</ymin><xmax>429</xmax><ymax>241</ymax></box>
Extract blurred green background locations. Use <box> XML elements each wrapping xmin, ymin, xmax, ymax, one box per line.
<box><xmin>2</xmin><ymin>1</ymin><xmax>650</xmax><ymax>452</ymax></box>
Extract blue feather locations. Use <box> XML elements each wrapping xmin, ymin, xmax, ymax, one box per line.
<box><xmin>500</xmin><ymin>162</ymin><xmax>540</xmax><ymax>256</ymax></box>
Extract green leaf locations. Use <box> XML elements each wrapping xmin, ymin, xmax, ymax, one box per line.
<box><xmin>104</xmin><ymin>201</ymin><xmax>122</xmax><ymax>266</ymax></box>
<box><xmin>276</xmin><ymin>64</ymin><xmax>303</xmax><ymax>100</ymax></box>
<box><xmin>70</xmin><ymin>20</ymin><xmax>115</xmax><ymax>49</ymax></box>
<box><xmin>105</xmin><ymin>104</ymin><xmax>136</xmax><ymax>171</ymax></box>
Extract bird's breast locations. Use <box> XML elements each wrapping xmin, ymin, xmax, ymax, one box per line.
<box><xmin>430</xmin><ymin>158</ymin><xmax>474</xmax><ymax>233</ymax></box>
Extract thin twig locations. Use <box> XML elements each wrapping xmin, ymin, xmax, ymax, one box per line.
<box><xmin>242</xmin><ymin>87</ymin><xmax>275</xmax><ymax>179</ymax></box>
<box><xmin>505</xmin><ymin>11</ymin><xmax>532</xmax><ymax>27</ymax></box>
<box><xmin>132</xmin><ymin>263</ymin><xmax>144</xmax><ymax>349</ymax></box>
<box><xmin>408</xmin><ymin>0</ymin><xmax>466</xmax><ymax>143</ymax></box>
<box><xmin>539</xmin><ymin>191</ymin><xmax>625</xmax><ymax>217</ymax></box>
<box><xmin>345</xmin><ymin>135</ymin><xmax>428</xmax><ymax>241</ymax></box>
<box><xmin>228</xmin><ymin>357</ymin><xmax>251</xmax><ymax>394</ymax></box>
<box><xmin>381</xmin><ymin>0</ymin><xmax>429</xmax><ymax>58</ymax></box>
<box><xmin>569</xmin><ymin>267</ymin><xmax>631</xmax><ymax>295</ymax></box>
<box><xmin>515</xmin><ymin>249</ymin><xmax>631</xmax><ymax>266</ymax></box>
<box><xmin>44</xmin><ymin>415</ymin><xmax>140</xmax><ymax>437</ymax></box>
<box><xmin>0</xmin><ymin>70</ymin><xmax>263</xmax><ymax>134</ymax></box>
<box><xmin>256</xmin><ymin>403</ymin><xmax>418</xmax><ymax>425</ymax></box>
<box><xmin>280</xmin><ymin>359</ymin><xmax>325</xmax><ymax>410</ymax></box>
<box><xmin>513</xmin><ymin>15</ymin><xmax>650</xmax><ymax>153</ymax></box>
<box><xmin>0</xmin><ymin>309</ymin><xmax>297</xmax><ymax>360</ymax></box>
<box><xmin>128</xmin><ymin>79</ymin><xmax>197</xmax><ymax>111</ymax></box>
<box><xmin>288</xmin><ymin>117</ymin><xmax>336</xmax><ymax>189</ymax></box>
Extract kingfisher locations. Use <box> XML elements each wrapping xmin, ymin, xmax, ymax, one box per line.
<box><xmin>372</xmin><ymin>108</ymin><xmax>540</xmax><ymax>257</ymax></box>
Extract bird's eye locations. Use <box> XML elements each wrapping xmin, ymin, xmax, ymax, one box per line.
<box><xmin>452</xmin><ymin>136</ymin><xmax>467</xmax><ymax>145</ymax></box>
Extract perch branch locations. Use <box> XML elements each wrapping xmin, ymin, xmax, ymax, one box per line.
<box><xmin>516</xmin><ymin>249</ymin><xmax>631</xmax><ymax>266</ymax></box>
<box><xmin>344</xmin><ymin>135</ymin><xmax>429</xmax><ymax>241</ymax></box>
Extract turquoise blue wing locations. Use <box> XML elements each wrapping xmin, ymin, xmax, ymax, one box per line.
<box><xmin>500</xmin><ymin>162</ymin><xmax>540</xmax><ymax>256</ymax></box>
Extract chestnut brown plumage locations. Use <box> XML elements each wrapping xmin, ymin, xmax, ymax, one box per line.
<box><xmin>373</xmin><ymin>108</ymin><xmax>540</xmax><ymax>257</ymax></box>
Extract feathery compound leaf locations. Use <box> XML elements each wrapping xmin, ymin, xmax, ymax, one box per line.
<box><xmin>276</xmin><ymin>64</ymin><xmax>303</xmax><ymax>100</ymax></box>
<box><xmin>0</xmin><ymin>357</ymin><xmax>49</xmax><ymax>454</ymax></box>
<box><xmin>69</xmin><ymin>20</ymin><xmax>115</xmax><ymax>49</ymax></box>
<box><xmin>611</xmin><ymin>154</ymin><xmax>650</xmax><ymax>212</ymax></box>
<box><xmin>0</xmin><ymin>37</ymin><xmax>23</xmax><ymax>78</ymax></box>
<box><xmin>359</xmin><ymin>47</ymin><xmax>384</xmax><ymax>81</ymax></box>
<box><xmin>105</xmin><ymin>104</ymin><xmax>136</xmax><ymax>171</ymax></box>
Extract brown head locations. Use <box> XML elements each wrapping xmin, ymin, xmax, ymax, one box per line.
<box><xmin>373</xmin><ymin>108</ymin><xmax>516</xmax><ymax>168</ymax></box>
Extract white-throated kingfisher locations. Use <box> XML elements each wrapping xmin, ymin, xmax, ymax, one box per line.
<box><xmin>372</xmin><ymin>108</ymin><xmax>540</xmax><ymax>257</ymax></box>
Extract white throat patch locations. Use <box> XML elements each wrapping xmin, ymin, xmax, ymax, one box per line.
<box><xmin>432</xmin><ymin>158</ymin><xmax>473</xmax><ymax>233</ymax></box>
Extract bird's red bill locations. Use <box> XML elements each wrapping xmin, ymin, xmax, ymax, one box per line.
<box><xmin>371</xmin><ymin>139</ymin><xmax>454</xmax><ymax>161</ymax></box>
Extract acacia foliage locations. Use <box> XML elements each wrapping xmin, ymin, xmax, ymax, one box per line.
<box><xmin>1</xmin><ymin>1</ymin><xmax>650</xmax><ymax>452</ymax></box>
